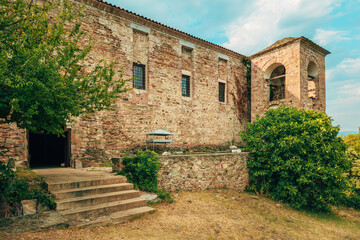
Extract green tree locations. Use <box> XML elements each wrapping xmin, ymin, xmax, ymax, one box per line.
<box><xmin>241</xmin><ymin>106</ymin><xmax>352</xmax><ymax>211</ymax></box>
<box><xmin>0</xmin><ymin>0</ymin><xmax>128</xmax><ymax>135</ymax></box>
<box><xmin>343</xmin><ymin>128</ymin><xmax>360</xmax><ymax>154</ymax></box>
<box><xmin>346</xmin><ymin>148</ymin><xmax>360</xmax><ymax>191</ymax></box>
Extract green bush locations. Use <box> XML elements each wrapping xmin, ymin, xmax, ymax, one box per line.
<box><xmin>119</xmin><ymin>150</ymin><xmax>161</xmax><ymax>192</ymax></box>
<box><xmin>157</xmin><ymin>190</ymin><xmax>174</xmax><ymax>203</ymax></box>
<box><xmin>119</xmin><ymin>150</ymin><xmax>173</xmax><ymax>203</ymax></box>
<box><xmin>241</xmin><ymin>106</ymin><xmax>351</xmax><ymax>212</ymax></box>
<box><xmin>0</xmin><ymin>162</ymin><xmax>56</xmax><ymax>213</ymax></box>
<box><xmin>345</xmin><ymin>148</ymin><xmax>360</xmax><ymax>192</ymax></box>
<box><xmin>338</xmin><ymin>193</ymin><xmax>360</xmax><ymax>210</ymax></box>
<box><xmin>343</xmin><ymin>128</ymin><xmax>360</xmax><ymax>154</ymax></box>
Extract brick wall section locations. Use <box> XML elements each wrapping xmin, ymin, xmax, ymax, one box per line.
<box><xmin>0</xmin><ymin>123</ymin><xmax>27</xmax><ymax>165</ymax></box>
<box><xmin>299</xmin><ymin>42</ymin><xmax>326</xmax><ymax>111</ymax></box>
<box><xmin>0</xmin><ymin>0</ymin><xmax>248</xmax><ymax>167</ymax></box>
<box><xmin>70</xmin><ymin>3</ymin><xmax>247</xmax><ymax>167</ymax></box>
<box><xmin>251</xmin><ymin>38</ymin><xmax>327</xmax><ymax>121</ymax></box>
<box><xmin>251</xmin><ymin>41</ymin><xmax>302</xmax><ymax>121</ymax></box>
<box><xmin>158</xmin><ymin>153</ymin><xmax>249</xmax><ymax>191</ymax></box>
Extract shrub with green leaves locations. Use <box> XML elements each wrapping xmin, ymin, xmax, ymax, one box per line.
<box><xmin>0</xmin><ymin>162</ymin><xmax>56</xmax><ymax>214</ymax></box>
<box><xmin>119</xmin><ymin>150</ymin><xmax>161</xmax><ymax>192</ymax></box>
<box><xmin>343</xmin><ymin>129</ymin><xmax>360</xmax><ymax>154</ymax></box>
<box><xmin>346</xmin><ymin>148</ymin><xmax>360</xmax><ymax>192</ymax></box>
<box><xmin>241</xmin><ymin>106</ymin><xmax>351</xmax><ymax>211</ymax></box>
<box><xmin>119</xmin><ymin>150</ymin><xmax>173</xmax><ymax>203</ymax></box>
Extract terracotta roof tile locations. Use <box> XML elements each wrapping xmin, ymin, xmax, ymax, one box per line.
<box><xmin>250</xmin><ymin>36</ymin><xmax>330</xmax><ymax>58</ymax></box>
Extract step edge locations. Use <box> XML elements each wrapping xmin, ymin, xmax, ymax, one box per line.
<box><xmin>73</xmin><ymin>206</ymin><xmax>155</xmax><ymax>228</ymax></box>
<box><xmin>58</xmin><ymin>197</ymin><xmax>147</xmax><ymax>216</ymax></box>
<box><xmin>48</xmin><ymin>176</ymin><xmax>127</xmax><ymax>188</ymax></box>
<box><xmin>52</xmin><ymin>182</ymin><xmax>133</xmax><ymax>194</ymax></box>
<box><xmin>55</xmin><ymin>190</ymin><xmax>139</xmax><ymax>204</ymax></box>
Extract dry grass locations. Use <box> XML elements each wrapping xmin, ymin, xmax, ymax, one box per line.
<box><xmin>2</xmin><ymin>189</ymin><xmax>360</xmax><ymax>240</ymax></box>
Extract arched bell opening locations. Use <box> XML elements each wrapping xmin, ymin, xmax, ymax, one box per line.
<box><xmin>265</xmin><ymin>64</ymin><xmax>286</xmax><ymax>101</ymax></box>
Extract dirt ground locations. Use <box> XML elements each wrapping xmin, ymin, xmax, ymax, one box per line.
<box><xmin>1</xmin><ymin>189</ymin><xmax>360</xmax><ymax>240</ymax></box>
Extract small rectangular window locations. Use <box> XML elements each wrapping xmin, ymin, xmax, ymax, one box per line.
<box><xmin>219</xmin><ymin>82</ymin><xmax>225</xmax><ymax>102</ymax></box>
<box><xmin>133</xmin><ymin>63</ymin><xmax>145</xmax><ymax>89</ymax></box>
<box><xmin>182</xmin><ymin>75</ymin><xmax>190</xmax><ymax>97</ymax></box>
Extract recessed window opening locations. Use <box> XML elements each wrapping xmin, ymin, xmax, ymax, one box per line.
<box><xmin>307</xmin><ymin>61</ymin><xmax>318</xmax><ymax>99</ymax></box>
<box><xmin>133</xmin><ymin>63</ymin><xmax>145</xmax><ymax>89</ymax></box>
<box><xmin>268</xmin><ymin>65</ymin><xmax>285</xmax><ymax>101</ymax></box>
<box><xmin>219</xmin><ymin>82</ymin><xmax>225</xmax><ymax>102</ymax></box>
<box><xmin>182</xmin><ymin>75</ymin><xmax>190</xmax><ymax>97</ymax></box>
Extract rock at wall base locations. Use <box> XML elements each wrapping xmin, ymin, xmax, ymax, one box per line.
<box><xmin>21</xmin><ymin>199</ymin><xmax>37</xmax><ymax>216</ymax></box>
<box><xmin>75</xmin><ymin>159</ymin><xmax>82</xmax><ymax>169</ymax></box>
<box><xmin>15</xmin><ymin>160</ymin><xmax>29</xmax><ymax>168</ymax></box>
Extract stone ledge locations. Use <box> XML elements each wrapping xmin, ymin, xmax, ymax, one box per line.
<box><xmin>159</xmin><ymin>152</ymin><xmax>249</xmax><ymax>158</ymax></box>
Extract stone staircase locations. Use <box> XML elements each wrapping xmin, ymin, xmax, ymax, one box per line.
<box><xmin>36</xmin><ymin>168</ymin><xmax>154</xmax><ymax>228</ymax></box>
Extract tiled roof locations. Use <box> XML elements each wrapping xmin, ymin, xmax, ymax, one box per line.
<box><xmin>250</xmin><ymin>36</ymin><xmax>330</xmax><ymax>58</ymax></box>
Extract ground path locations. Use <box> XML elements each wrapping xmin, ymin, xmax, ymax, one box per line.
<box><xmin>1</xmin><ymin>189</ymin><xmax>359</xmax><ymax>240</ymax></box>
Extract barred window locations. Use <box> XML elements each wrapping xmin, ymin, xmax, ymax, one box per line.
<box><xmin>182</xmin><ymin>75</ymin><xmax>190</xmax><ymax>97</ymax></box>
<box><xmin>219</xmin><ymin>82</ymin><xmax>225</xmax><ymax>102</ymax></box>
<box><xmin>133</xmin><ymin>63</ymin><xmax>145</xmax><ymax>89</ymax></box>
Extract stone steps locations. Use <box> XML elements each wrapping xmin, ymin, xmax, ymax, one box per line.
<box><xmin>56</xmin><ymin>190</ymin><xmax>140</xmax><ymax>210</ymax></box>
<box><xmin>38</xmin><ymin>169</ymin><xmax>154</xmax><ymax>227</ymax></box>
<box><xmin>58</xmin><ymin>197</ymin><xmax>147</xmax><ymax>220</ymax></box>
<box><xmin>53</xmin><ymin>183</ymin><xmax>134</xmax><ymax>200</ymax></box>
<box><xmin>48</xmin><ymin>176</ymin><xmax>127</xmax><ymax>191</ymax></box>
<box><xmin>75</xmin><ymin>206</ymin><xmax>155</xmax><ymax>228</ymax></box>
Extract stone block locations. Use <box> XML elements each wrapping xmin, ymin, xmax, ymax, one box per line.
<box><xmin>22</xmin><ymin>199</ymin><xmax>37</xmax><ymax>216</ymax></box>
<box><xmin>15</xmin><ymin>160</ymin><xmax>29</xmax><ymax>168</ymax></box>
<box><xmin>75</xmin><ymin>159</ymin><xmax>82</xmax><ymax>169</ymax></box>
<box><xmin>231</xmin><ymin>149</ymin><xmax>242</xmax><ymax>153</ymax></box>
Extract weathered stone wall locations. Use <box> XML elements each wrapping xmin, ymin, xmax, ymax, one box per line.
<box><xmin>250</xmin><ymin>38</ymin><xmax>327</xmax><ymax>121</ymax></box>
<box><xmin>0</xmin><ymin>0</ymin><xmax>248</xmax><ymax>167</ymax></box>
<box><xmin>299</xmin><ymin>42</ymin><xmax>326</xmax><ymax>112</ymax></box>
<box><xmin>0</xmin><ymin>123</ymin><xmax>27</xmax><ymax>166</ymax></box>
<box><xmin>158</xmin><ymin>153</ymin><xmax>249</xmax><ymax>191</ymax></box>
<box><xmin>70</xmin><ymin>1</ymin><xmax>248</xmax><ymax>167</ymax></box>
<box><xmin>251</xmin><ymin>41</ymin><xmax>302</xmax><ymax>121</ymax></box>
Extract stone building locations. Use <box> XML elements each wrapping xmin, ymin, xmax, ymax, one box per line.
<box><xmin>0</xmin><ymin>0</ymin><xmax>329</xmax><ymax>168</ymax></box>
<box><xmin>250</xmin><ymin>37</ymin><xmax>329</xmax><ymax>121</ymax></box>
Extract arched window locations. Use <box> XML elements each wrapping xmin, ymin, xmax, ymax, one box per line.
<box><xmin>307</xmin><ymin>61</ymin><xmax>318</xmax><ymax>99</ymax></box>
<box><xmin>265</xmin><ymin>64</ymin><xmax>286</xmax><ymax>101</ymax></box>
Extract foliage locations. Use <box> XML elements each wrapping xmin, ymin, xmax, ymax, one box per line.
<box><xmin>0</xmin><ymin>162</ymin><xmax>55</xmax><ymax>211</ymax></box>
<box><xmin>0</xmin><ymin>0</ymin><xmax>128</xmax><ymax>135</ymax></box>
<box><xmin>157</xmin><ymin>189</ymin><xmax>174</xmax><ymax>203</ymax></box>
<box><xmin>343</xmin><ymin>128</ymin><xmax>360</xmax><ymax>154</ymax></box>
<box><xmin>241</xmin><ymin>106</ymin><xmax>351</xmax><ymax>212</ymax></box>
<box><xmin>0</xmin><ymin>162</ymin><xmax>16</xmax><ymax>198</ymax></box>
<box><xmin>32</xmin><ymin>187</ymin><xmax>56</xmax><ymax>209</ymax></box>
<box><xmin>345</xmin><ymin>148</ymin><xmax>360</xmax><ymax>192</ymax></box>
<box><xmin>119</xmin><ymin>150</ymin><xmax>160</xmax><ymax>192</ymax></box>
<box><xmin>119</xmin><ymin>150</ymin><xmax>173</xmax><ymax>203</ymax></box>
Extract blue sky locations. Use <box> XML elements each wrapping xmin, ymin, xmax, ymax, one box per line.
<box><xmin>107</xmin><ymin>0</ymin><xmax>360</xmax><ymax>132</ymax></box>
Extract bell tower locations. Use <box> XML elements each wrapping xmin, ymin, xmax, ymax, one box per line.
<box><xmin>250</xmin><ymin>37</ymin><xmax>330</xmax><ymax>121</ymax></box>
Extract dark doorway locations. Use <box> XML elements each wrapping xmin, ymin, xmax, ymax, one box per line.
<box><xmin>28</xmin><ymin>131</ymin><xmax>71</xmax><ymax>168</ymax></box>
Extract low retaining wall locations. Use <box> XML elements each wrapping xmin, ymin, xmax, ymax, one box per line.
<box><xmin>158</xmin><ymin>152</ymin><xmax>249</xmax><ymax>191</ymax></box>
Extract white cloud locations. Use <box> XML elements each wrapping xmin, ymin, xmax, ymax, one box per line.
<box><xmin>223</xmin><ymin>0</ymin><xmax>338</xmax><ymax>55</ymax></box>
<box><xmin>313</xmin><ymin>29</ymin><xmax>350</xmax><ymax>45</ymax></box>
<box><xmin>326</xmin><ymin>58</ymin><xmax>360</xmax><ymax>131</ymax></box>
<box><xmin>336</xmin><ymin>58</ymin><xmax>360</xmax><ymax>74</ymax></box>
<box><xmin>107</xmin><ymin>0</ymin><xmax>252</xmax><ymax>40</ymax></box>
